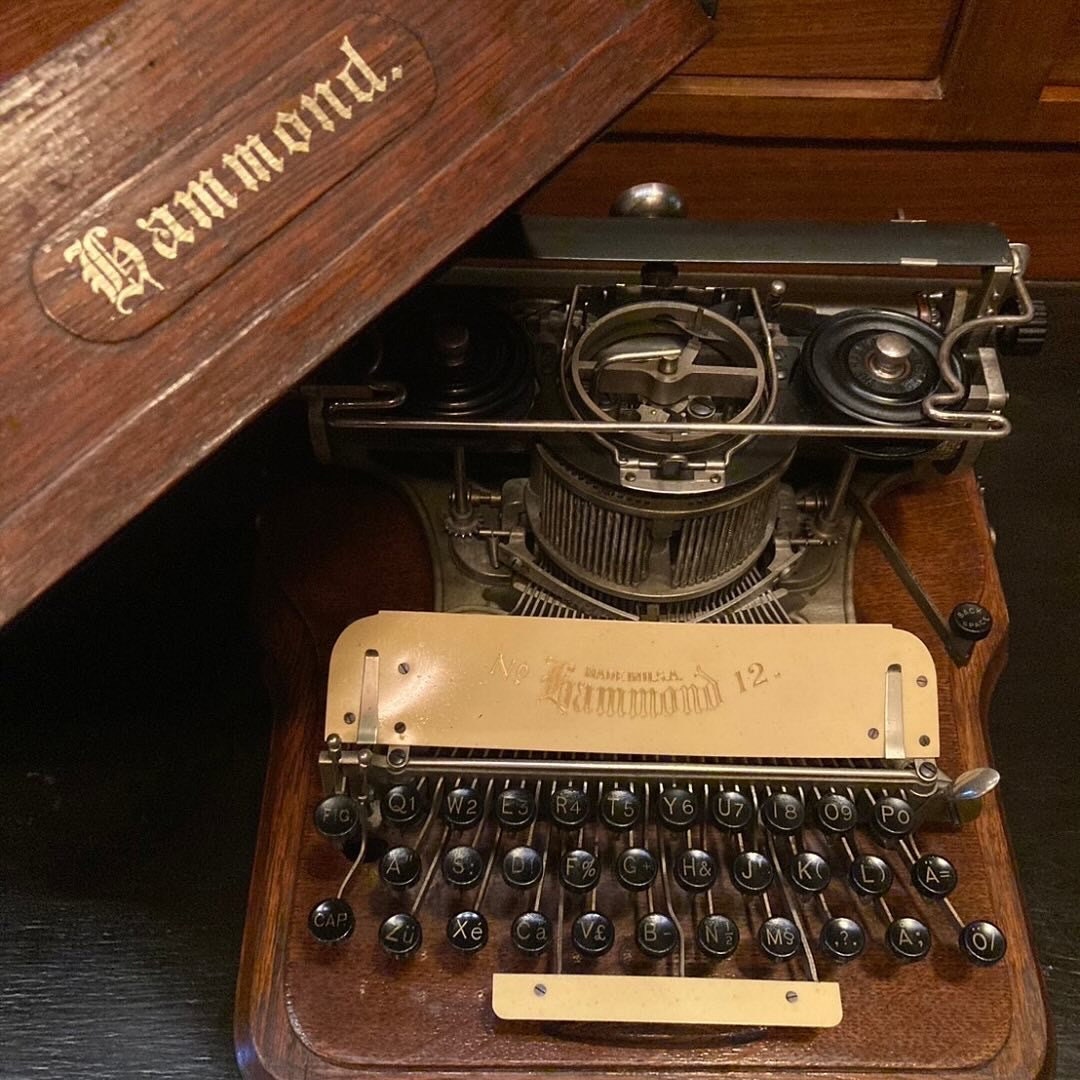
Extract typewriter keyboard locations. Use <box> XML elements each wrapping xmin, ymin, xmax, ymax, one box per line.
<box><xmin>307</xmin><ymin>768</ymin><xmax>1004</xmax><ymax>1025</ymax></box>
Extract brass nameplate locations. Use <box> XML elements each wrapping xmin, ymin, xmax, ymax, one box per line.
<box><xmin>33</xmin><ymin>12</ymin><xmax>436</xmax><ymax>342</ymax></box>
<box><xmin>491</xmin><ymin>973</ymin><xmax>843</xmax><ymax>1028</ymax></box>
<box><xmin>324</xmin><ymin>612</ymin><xmax>939</xmax><ymax>759</ymax></box>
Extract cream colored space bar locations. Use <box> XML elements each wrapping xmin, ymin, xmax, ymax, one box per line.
<box><xmin>492</xmin><ymin>973</ymin><xmax>842</xmax><ymax>1028</ymax></box>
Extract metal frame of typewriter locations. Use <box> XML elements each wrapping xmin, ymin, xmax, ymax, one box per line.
<box><xmin>291</xmin><ymin>218</ymin><xmax>1038</xmax><ymax>1041</ymax></box>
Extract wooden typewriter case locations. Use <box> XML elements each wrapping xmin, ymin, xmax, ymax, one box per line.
<box><xmin>235</xmin><ymin>255</ymin><xmax>1052</xmax><ymax>1075</ymax></box>
<box><xmin>0</xmin><ymin>4</ymin><xmax>1050</xmax><ymax>1076</ymax></box>
<box><xmin>0</xmin><ymin>0</ymin><xmax>709</xmax><ymax>626</ymax></box>
<box><xmin>239</xmin><ymin>472</ymin><xmax>1050</xmax><ymax>1078</ymax></box>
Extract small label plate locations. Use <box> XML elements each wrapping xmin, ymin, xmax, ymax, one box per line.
<box><xmin>492</xmin><ymin>973</ymin><xmax>843</xmax><ymax>1028</ymax></box>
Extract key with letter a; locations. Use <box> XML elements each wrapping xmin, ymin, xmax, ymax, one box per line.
<box><xmin>886</xmin><ymin>916</ymin><xmax>931</xmax><ymax>961</ymax></box>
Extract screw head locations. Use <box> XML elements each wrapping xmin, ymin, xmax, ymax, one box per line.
<box><xmin>343</xmin><ymin>712</ymin><xmax>356</xmax><ymax>725</ymax></box>
<box><xmin>916</xmin><ymin>675</ymin><xmax>928</xmax><ymax>688</ymax></box>
<box><xmin>919</xmin><ymin>734</ymin><xmax>931</xmax><ymax>747</ymax></box>
<box><xmin>867</xmin><ymin>728</ymin><xmax>880</xmax><ymax>740</ymax></box>
<box><xmin>785</xmin><ymin>990</ymin><xmax>799</xmax><ymax>1003</ymax></box>
<box><xmin>534</xmin><ymin>983</ymin><xmax>547</xmax><ymax>997</ymax></box>
<box><xmin>398</xmin><ymin>662</ymin><xmax>410</xmax><ymax>675</ymax></box>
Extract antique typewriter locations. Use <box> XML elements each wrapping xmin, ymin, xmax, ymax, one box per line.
<box><xmin>238</xmin><ymin>196</ymin><xmax>1050</xmax><ymax>1077</ymax></box>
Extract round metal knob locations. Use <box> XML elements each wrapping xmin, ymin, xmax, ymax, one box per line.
<box><xmin>866</xmin><ymin>331</ymin><xmax>914</xmax><ymax>381</ymax></box>
<box><xmin>610</xmin><ymin>182</ymin><xmax>687</xmax><ymax>219</ymax></box>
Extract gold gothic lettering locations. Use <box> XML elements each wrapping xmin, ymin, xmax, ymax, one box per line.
<box><xmin>80</xmin><ymin>34</ymin><xmax>404</xmax><ymax>315</ymax></box>
<box><xmin>64</xmin><ymin>227</ymin><xmax>163</xmax><ymax>314</ymax></box>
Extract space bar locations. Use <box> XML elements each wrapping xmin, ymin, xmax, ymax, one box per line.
<box><xmin>491</xmin><ymin>973</ymin><xmax>842</xmax><ymax>1028</ymax></box>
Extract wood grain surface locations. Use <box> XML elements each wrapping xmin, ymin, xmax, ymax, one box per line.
<box><xmin>235</xmin><ymin>467</ymin><xmax>1051</xmax><ymax>1079</ymax></box>
<box><xmin>0</xmin><ymin>0</ymin><xmax>708</xmax><ymax>628</ymax></box>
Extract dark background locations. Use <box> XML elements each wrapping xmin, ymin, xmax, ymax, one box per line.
<box><xmin>1</xmin><ymin>286</ymin><xmax>1076</xmax><ymax>1079</ymax></box>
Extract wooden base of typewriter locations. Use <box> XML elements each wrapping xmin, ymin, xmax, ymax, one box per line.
<box><xmin>235</xmin><ymin>468</ymin><xmax>1052</xmax><ymax>1079</ymax></box>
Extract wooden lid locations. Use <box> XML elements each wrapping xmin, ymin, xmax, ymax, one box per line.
<box><xmin>0</xmin><ymin>0</ymin><xmax>708</xmax><ymax>624</ymax></box>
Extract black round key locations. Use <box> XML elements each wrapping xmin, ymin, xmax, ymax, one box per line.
<box><xmin>959</xmin><ymin>920</ymin><xmax>1007</xmax><ymax>966</ymax></box>
<box><xmin>572</xmin><ymin>911</ymin><xmax>615</xmax><ymax>957</ymax></box>
<box><xmin>696</xmin><ymin>914</ymin><xmax>739</xmax><ymax>959</ymax></box>
<box><xmin>789</xmin><ymin>851</ymin><xmax>831</xmax><ymax>893</ymax></box>
<box><xmin>674</xmin><ymin>847</ymin><xmax>717</xmax><ymax>891</ymax></box>
<box><xmin>615</xmin><ymin>846</ymin><xmax>657</xmax><ymax>891</ymax></box>
<box><xmin>657</xmin><ymin>787</ymin><xmax>699</xmax><ymax>830</ymax></box>
<box><xmin>731</xmin><ymin>850</ymin><xmax>774</xmax><ymax>894</ymax></box>
<box><xmin>759</xmin><ymin>916</ymin><xmax>801</xmax><ymax>960</ymax></box>
<box><xmin>950</xmin><ymin>600</ymin><xmax>993</xmax><ymax>642</ymax></box>
<box><xmin>762</xmin><ymin>792</ymin><xmax>805</xmax><ymax>834</ymax></box>
<box><xmin>599</xmin><ymin>788</ymin><xmax>642</xmax><ymax>830</ymax></box>
<box><xmin>511</xmin><ymin>911</ymin><xmax>552</xmax><ymax>954</ymax></box>
<box><xmin>313</xmin><ymin>794</ymin><xmax>362</xmax><ymax>839</ymax></box>
<box><xmin>871</xmin><ymin>796</ymin><xmax>916</xmax><ymax>839</ymax></box>
<box><xmin>382</xmin><ymin>783</ymin><xmax>426</xmax><ymax>827</ymax></box>
<box><xmin>550</xmin><ymin>786</ymin><xmax>590</xmax><ymax>828</ymax></box>
<box><xmin>503</xmin><ymin>845</ymin><xmax>544</xmax><ymax>889</ymax></box>
<box><xmin>379</xmin><ymin>845</ymin><xmax>421</xmax><ymax>888</ymax></box>
<box><xmin>379</xmin><ymin>912</ymin><xmax>422</xmax><ymax>957</ymax></box>
<box><xmin>442</xmin><ymin>844</ymin><xmax>484</xmax><ymax>888</ymax></box>
<box><xmin>821</xmin><ymin>916</ymin><xmax>866</xmax><ymax>961</ymax></box>
<box><xmin>637</xmin><ymin>912</ymin><xmax>679</xmax><ymax>957</ymax></box>
<box><xmin>441</xmin><ymin>785</ymin><xmax>483</xmax><ymax>829</ymax></box>
<box><xmin>308</xmin><ymin>897</ymin><xmax>355</xmax><ymax>943</ymax></box>
<box><xmin>560</xmin><ymin>848</ymin><xmax>601</xmax><ymax>893</ymax></box>
<box><xmin>447</xmin><ymin>909</ymin><xmax>488</xmax><ymax>952</ymax></box>
<box><xmin>886</xmin><ymin>916</ymin><xmax>931</xmax><ymax>961</ymax></box>
<box><xmin>712</xmin><ymin>789</ymin><xmax>752</xmax><ymax>832</ymax></box>
<box><xmin>849</xmin><ymin>854</ymin><xmax>893</xmax><ymax>896</ymax></box>
<box><xmin>911</xmin><ymin>853</ymin><xmax>957</xmax><ymax>898</ymax></box>
<box><xmin>495</xmin><ymin>787</ymin><xmax>536</xmax><ymax>829</ymax></box>
<box><xmin>815</xmin><ymin>792</ymin><xmax>857</xmax><ymax>834</ymax></box>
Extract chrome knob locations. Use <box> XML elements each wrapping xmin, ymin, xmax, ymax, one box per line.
<box><xmin>610</xmin><ymin>182</ymin><xmax>687</xmax><ymax>219</ymax></box>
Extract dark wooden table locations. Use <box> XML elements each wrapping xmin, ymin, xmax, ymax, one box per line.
<box><xmin>1</xmin><ymin>289</ymin><xmax>1076</xmax><ymax>1079</ymax></box>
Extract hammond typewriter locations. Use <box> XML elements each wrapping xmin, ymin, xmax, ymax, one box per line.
<box><xmin>237</xmin><ymin>204</ymin><xmax>1051</xmax><ymax>1077</ymax></box>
